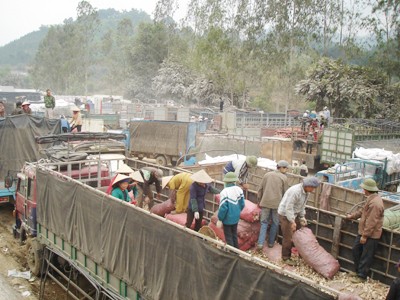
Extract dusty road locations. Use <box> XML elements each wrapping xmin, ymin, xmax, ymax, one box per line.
<box><xmin>0</xmin><ymin>203</ymin><xmax>62</xmax><ymax>300</ymax></box>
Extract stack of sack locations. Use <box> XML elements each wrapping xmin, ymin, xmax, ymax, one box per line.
<box><xmin>209</xmin><ymin>200</ymin><xmax>261</xmax><ymax>251</ymax></box>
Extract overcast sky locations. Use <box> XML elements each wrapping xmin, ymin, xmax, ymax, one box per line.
<box><xmin>0</xmin><ymin>0</ymin><xmax>184</xmax><ymax>47</ymax></box>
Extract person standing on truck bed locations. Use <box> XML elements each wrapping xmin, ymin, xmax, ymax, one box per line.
<box><xmin>21</xmin><ymin>101</ymin><xmax>32</xmax><ymax>114</ymax></box>
<box><xmin>223</xmin><ymin>156</ymin><xmax>258</xmax><ymax>190</ymax></box>
<box><xmin>44</xmin><ymin>89</ymin><xmax>55</xmax><ymax>119</ymax></box>
<box><xmin>70</xmin><ymin>107</ymin><xmax>82</xmax><ymax>132</ymax></box>
<box><xmin>300</xmin><ymin>160</ymin><xmax>308</xmax><ymax>177</ymax></box>
<box><xmin>278</xmin><ymin>177</ymin><xmax>320</xmax><ymax>266</ymax></box>
<box><xmin>216</xmin><ymin>172</ymin><xmax>245</xmax><ymax>248</ymax></box>
<box><xmin>111</xmin><ymin>174</ymin><xmax>132</xmax><ymax>203</ymax></box>
<box><xmin>162</xmin><ymin>172</ymin><xmax>193</xmax><ymax>214</ymax></box>
<box><xmin>186</xmin><ymin>170</ymin><xmax>220</xmax><ymax>231</ymax></box>
<box><xmin>138</xmin><ymin>167</ymin><xmax>163</xmax><ymax>209</ymax></box>
<box><xmin>257</xmin><ymin>160</ymin><xmax>290</xmax><ymax>250</ymax></box>
<box><xmin>346</xmin><ymin>178</ymin><xmax>384</xmax><ymax>283</ymax></box>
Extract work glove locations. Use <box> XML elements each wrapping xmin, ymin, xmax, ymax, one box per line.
<box><xmin>299</xmin><ymin>217</ymin><xmax>307</xmax><ymax>227</ymax></box>
<box><xmin>194</xmin><ymin>212</ymin><xmax>200</xmax><ymax>220</ymax></box>
<box><xmin>216</xmin><ymin>220</ymin><xmax>223</xmax><ymax>228</ymax></box>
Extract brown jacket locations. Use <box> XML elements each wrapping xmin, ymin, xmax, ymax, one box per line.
<box><xmin>258</xmin><ymin>170</ymin><xmax>288</xmax><ymax>209</ymax></box>
<box><xmin>351</xmin><ymin>193</ymin><xmax>384</xmax><ymax>239</ymax></box>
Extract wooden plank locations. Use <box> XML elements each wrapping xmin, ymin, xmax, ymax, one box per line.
<box><xmin>331</xmin><ymin>215</ymin><xmax>343</xmax><ymax>258</ymax></box>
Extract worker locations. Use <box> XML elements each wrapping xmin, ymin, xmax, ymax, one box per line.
<box><xmin>162</xmin><ymin>172</ymin><xmax>193</xmax><ymax>214</ymax></box>
<box><xmin>306</xmin><ymin>132</ymin><xmax>314</xmax><ymax>154</ymax></box>
<box><xmin>21</xmin><ymin>101</ymin><xmax>32</xmax><ymax>114</ymax></box>
<box><xmin>386</xmin><ymin>259</ymin><xmax>400</xmax><ymax>300</ymax></box>
<box><xmin>278</xmin><ymin>177</ymin><xmax>320</xmax><ymax>266</ymax></box>
<box><xmin>300</xmin><ymin>160</ymin><xmax>308</xmax><ymax>177</ymax></box>
<box><xmin>301</xmin><ymin>110</ymin><xmax>309</xmax><ymax>132</ymax></box>
<box><xmin>44</xmin><ymin>89</ymin><xmax>56</xmax><ymax>119</ymax></box>
<box><xmin>106</xmin><ymin>164</ymin><xmax>142</xmax><ymax>203</ymax></box>
<box><xmin>216</xmin><ymin>172</ymin><xmax>245</xmax><ymax>248</ymax></box>
<box><xmin>223</xmin><ymin>155</ymin><xmax>258</xmax><ymax>190</ymax></box>
<box><xmin>257</xmin><ymin>160</ymin><xmax>290</xmax><ymax>250</ymax></box>
<box><xmin>186</xmin><ymin>170</ymin><xmax>220</xmax><ymax>231</ymax></box>
<box><xmin>346</xmin><ymin>178</ymin><xmax>384</xmax><ymax>283</ymax></box>
<box><xmin>137</xmin><ymin>167</ymin><xmax>163</xmax><ymax>209</ymax></box>
<box><xmin>60</xmin><ymin>115</ymin><xmax>70</xmax><ymax>133</ymax></box>
<box><xmin>323</xmin><ymin>106</ymin><xmax>330</xmax><ymax>126</ymax></box>
<box><xmin>111</xmin><ymin>174</ymin><xmax>132</xmax><ymax>203</ymax></box>
<box><xmin>70</xmin><ymin>107</ymin><xmax>82</xmax><ymax>132</ymax></box>
<box><xmin>11</xmin><ymin>101</ymin><xmax>23</xmax><ymax>115</ymax></box>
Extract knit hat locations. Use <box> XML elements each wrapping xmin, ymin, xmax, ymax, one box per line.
<box><xmin>112</xmin><ymin>174</ymin><xmax>131</xmax><ymax>186</ymax></box>
<box><xmin>116</xmin><ymin>164</ymin><xmax>134</xmax><ymax>174</ymax></box>
<box><xmin>162</xmin><ymin>176</ymin><xmax>174</xmax><ymax>189</ymax></box>
<box><xmin>130</xmin><ymin>170</ymin><xmax>144</xmax><ymax>183</ymax></box>
<box><xmin>190</xmin><ymin>169</ymin><xmax>213</xmax><ymax>184</ymax></box>
<box><xmin>277</xmin><ymin>160</ymin><xmax>290</xmax><ymax>168</ymax></box>
<box><xmin>155</xmin><ymin>169</ymin><xmax>163</xmax><ymax>178</ymax></box>
<box><xmin>22</xmin><ymin>100</ymin><xmax>30</xmax><ymax>106</ymax></box>
<box><xmin>360</xmin><ymin>178</ymin><xmax>379</xmax><ymax>192</ymax></box>
<box><xmin>72</xmin><ymin>107</ymin><xmax>80</xmax><ymax>112</ymax></box>
<box><xmin>303</xmin><ymin>177</ymin><xmax>320</xmax><ymax>187</ymax></box>
<box><xmin>246</xmin><ymin>156</ymin><xmax>258</xmax><ymax>168</ymax></box>
<box><xmin>223</xmin><ymin>172</ymin><xmax>238</xmax><ymax>183</ymax></box>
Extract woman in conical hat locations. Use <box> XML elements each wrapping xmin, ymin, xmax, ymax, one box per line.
<box><xmin>111</xmin><ymin>174</ymin><xmax>132</xmax><ymax>202</ymax></box>
<box><xmin>186</xmin><ymin>170</ymin><xmax>220</xmax><ymax>232</ymax></box>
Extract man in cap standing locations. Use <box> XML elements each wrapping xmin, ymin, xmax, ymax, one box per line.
<box><xmin>346</xmin><ymin>178</ymin><xmax>384</xmax><ymax>283</ymax></box>
<box><xmin>323</xmin><ymin>106</ymin><xmax>330</xmax><ymax>126</ymax></box>
<box><xmin>278</xmin><ymin>177</ymin><xmax>320</xmax><ymax>265</ymax></box>
<box><xmin>44</xmin><ymin>89</ymin><xmax>55</xmax><ymax>118</ymax></box>
<box><xmin>186</xmin><ymin>170</ymin><xmax>220</xmax><ymax>231</ymax></box>
<box><xmin>223</xmin><ymin>155</ymin><xmax>258</xmax><ymax>190</ymax></box>
<box><xmin>257</xmin><ymin>160</ymin><xmax>290</xmax><ymax>250</ymax></box>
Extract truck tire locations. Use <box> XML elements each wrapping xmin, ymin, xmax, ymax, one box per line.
<box><xmin>387</xmin><ymin>184</ymin><xmax>398</xmax><ymax>192</ymax></box>
<box><xmin>26</xmin><ymin>238</ymin><xmax>43</xmax><ymax>276</ymax></box>
<box><xmin>155</xmin><ymin>155</ymin><xmax>167</xmax><ymax>166</ymax></box>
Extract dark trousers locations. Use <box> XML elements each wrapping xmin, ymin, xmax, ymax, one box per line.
<box><xmin>136</xmin><ymin>184</ymin><xmax>154</xmax><ymax>209</ymax></box>
<box><xmin>279</xmin><ymin>214</ymin><xmax>301</xmax><ymax>260</ymax></box>
<box><xmin>186</xmin><ymin>210</ymin><xmax>203</xmax><ymax>232</ymax></box>
<box><xmin>223</xmin><ymin>224</ymin><xmax>239</xmax><ymax>248</ymax></box>
<box><xmin>306</xmin><ymin>143</ymin><xmax>313</xmax><ymax>154</ymax></box>
<box><xmin>352</xmin><ymin>235</ymin><xmax>379</xmax><ymax>278</ymax></box>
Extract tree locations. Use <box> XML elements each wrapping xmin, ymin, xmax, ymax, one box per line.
<box><xmin>295</xmin><ymin>58</ymin><xmax>393</xmax><ymax>118</ymax></box>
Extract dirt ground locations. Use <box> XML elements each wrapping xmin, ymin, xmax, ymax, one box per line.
<box><xmin>0</xmin><ymin>203</ymin><xmax>63</xmax><ymax>300</ymax></box>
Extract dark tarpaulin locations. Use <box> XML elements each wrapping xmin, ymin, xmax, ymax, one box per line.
<box><xmin>0</xmin><ymin>115</ymin><xmax>60</xmax><ymax>178</ymax></box>
<box><xmin>36</xmin><ymin>170</ymin><xmax>335</xmax><ymax>300</ymax></box>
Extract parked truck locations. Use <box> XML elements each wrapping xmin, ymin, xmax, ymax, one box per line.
<box><xmin>128</xmin><ymin>120</ymin><xmax>198</xmax><ymax>166</ymax></box>
<box><xmin>315</xmin><ymin>158</ymin><xmax>400</xmax><ymax>192</ymax></box>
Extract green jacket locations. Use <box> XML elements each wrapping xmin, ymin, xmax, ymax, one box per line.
<box><xmin>44</xmin><ymin>95</ymin><xmax>55</xmax><ymax>109</ymax></box>
<box><xmin>111</xmin><ymin>187</ymin><xmax>131</xmax><ymax>202</ymax></box>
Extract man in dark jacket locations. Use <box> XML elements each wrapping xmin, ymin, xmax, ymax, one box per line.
<box><xmin>346</xmin><ymin>178</ymin><xmax>384</xmax><ymax>283</ymax></box>
<box><xmin>137</xmin><ymin>167</ymin><xmax>163</xmax><ymax>209</ymax></box>
<box><xmin>387</xmin><ymin>259</ymin><xmax>400</xmax><ymax>300</ymax></box>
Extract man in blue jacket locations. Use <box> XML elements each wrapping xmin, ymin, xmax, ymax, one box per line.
<box><xmin>216</xmin><ymin>172</ymin><xmax>245</xmax><ymax>248</ymax></box>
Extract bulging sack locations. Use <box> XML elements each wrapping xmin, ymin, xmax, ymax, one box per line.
<box><xmin>150</xmin><ymin>199</ymin><xmax>175</xmax><ymax>216</ymax></box>
<box><xmin>292</xmin><ymin>227</ymin><xmax>340</xmax><ymax>279</ymax></box>
<box><xmin>240</xmin><ymin>200</ymin><xmax>261</xmax><ymax>223</ymax></box>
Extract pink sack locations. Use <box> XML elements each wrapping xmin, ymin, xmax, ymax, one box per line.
<box><xmin>165</xmin><ymin>213</ymin><xmax>206</xmax><ymax>229</ymax></box>
<box><xmin>150</xmin><ymin>199</ymin><xmax>175</xmax><ymax>216</ymax></box>
<box><xmin>240</xmin><ymin>200</ymin><xmax>261</xmax><ymax>223</ymax></box>
<box><xmin>292</xmin><ymin>227</ymin><xmax>340</xmax><ymax>279</ymax></box>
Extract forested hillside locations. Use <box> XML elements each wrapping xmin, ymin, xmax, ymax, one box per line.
<box><xmin>0</xmin><ymin>0</ymin><xmax>399</xmax><ymax>120</ymax></box>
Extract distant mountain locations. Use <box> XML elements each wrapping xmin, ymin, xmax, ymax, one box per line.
<box><xmin>0</xmin><ymin>8</ymin><xmax>151</xmax><ymax>69</ymax></box>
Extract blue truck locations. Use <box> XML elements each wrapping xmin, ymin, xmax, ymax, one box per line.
<box><xmin>316</xmin><ymin>157</ymin><xmax>400</xmax><ymax>193</ymax></box>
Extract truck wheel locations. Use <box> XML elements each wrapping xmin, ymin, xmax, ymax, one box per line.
<box><xmin>155</xmin><ymin>155</ymin><xmax>167</xmax><ymax>166</ymax></box>
<box><xmin>387</xmin><ymin>184</ymin><xmax>398</xmax><ymax>192</ymax></box>
<box><xmin>19</xmin><ymin>228</ymin><xmax>27</xmax><ymax>245</ymax></box>
<box><xmin>26</xmin><ymin>238</ymin><xmax>43</xmax><ymax>276</ymax></box>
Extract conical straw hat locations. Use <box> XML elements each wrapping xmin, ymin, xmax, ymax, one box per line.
<box><xmin>190</xmin><ymin>169</ymin><xmax>213</xmax><ymax>184</ymax></box>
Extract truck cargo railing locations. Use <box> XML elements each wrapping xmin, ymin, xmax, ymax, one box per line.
<box><xmin>34</xmin><ymin>164</ymin><xmax>337</xmax><ymax>299</ymax></box>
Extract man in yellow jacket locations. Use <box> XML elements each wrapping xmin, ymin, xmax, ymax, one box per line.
<box><xmin>162</xmin><ymin>172</ymin><xmax>193</xmax><ymax>213</ymax></box>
